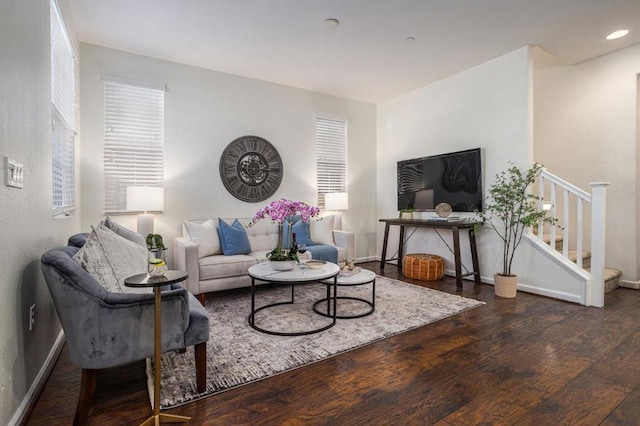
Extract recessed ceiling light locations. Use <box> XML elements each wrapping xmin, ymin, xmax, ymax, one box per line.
<box><xmin>606</xmin><ymin>29</ymin><xmax>629</xmax><ymax>40</ymax></box>
<box><xmin>404</xmin><ymin>36</ymin><xmax>415</xmax><ymax>43</ymax></box>
<box><xmin>323</xmin><ymin>18</ymin><xmax>340</xmax><ymax>29</ymax></box>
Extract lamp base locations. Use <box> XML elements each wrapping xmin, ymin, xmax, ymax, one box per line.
<box><xmin>137</xmin><ymin>213</ymin><xmax>154</xmax><ymax>237</ymax></box>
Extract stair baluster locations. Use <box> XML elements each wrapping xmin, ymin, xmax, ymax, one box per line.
<box><xmin>534</xmin><ymin>169</ymin><xmax>610</xmax><ymax>307</ymax></box>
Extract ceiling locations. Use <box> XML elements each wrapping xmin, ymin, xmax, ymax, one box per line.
<box><xmin>67</xmin><ymin>0</ymin><xmax>640</xmax><ymax>104</ymax></box>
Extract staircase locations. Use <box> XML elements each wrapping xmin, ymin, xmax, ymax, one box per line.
<box><xmin>530</xmin><ymin>168</ymin><xmax>619</xmax><ymax>307</ymax></box>
<box><xmin>538</xmin><ymin>232</ymin><xmax>622</xmax><ymax>293</ymax></box>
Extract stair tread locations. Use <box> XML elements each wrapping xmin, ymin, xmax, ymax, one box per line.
<box><xmin>565</xmin><ymin>249</ymin><xmax>591</xmax><ymax>261</ymax></box>
<box><xmin>534</xmin><ymin>232</ymin><xmax>563</xmax><ymax>243</ymax></box>
<box><xmin>585</xmin><ymin>267</ymin><xmax>622</xmax><ymax>281</ymax></box>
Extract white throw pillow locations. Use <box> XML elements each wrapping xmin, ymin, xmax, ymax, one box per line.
<box><xmin>73</xmin><ymin>225</ymin><xmax>149</xmax><ymax>293</ymax></box>
<box><xmin>309</xmin><ymin>215</ymin><xmax>335</xmax><ymax>246</ymax></box>
<box><xmin>184</xmin><ymin>219</ymin><xmax>221</xmax><ymax>258</ymax></box>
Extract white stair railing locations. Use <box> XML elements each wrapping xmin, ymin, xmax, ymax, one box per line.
<box><xmin>534</xmin><ymin>168</ymin><xmax>609</xmax><ymax>307</ymax></box>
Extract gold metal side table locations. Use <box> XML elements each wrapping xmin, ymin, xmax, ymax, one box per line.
<box><xmin>125</xmin><ymin>270</ymin><xmax>190</xmax><ymax>425</ymax></box>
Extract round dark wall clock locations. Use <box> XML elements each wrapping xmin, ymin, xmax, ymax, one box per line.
<box><xmin>219</xmin><ymin>135</ymin><xmax>283</xmax><ymax>202</ymax></box>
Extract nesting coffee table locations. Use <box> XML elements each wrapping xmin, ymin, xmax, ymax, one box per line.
<box><xmin>248</xmin><ymin>262</ymin><xmax>340</xmax><ymax>336</ymax></box>
<box><xmin>314</xmin><ymin>269</ymin><xmax>376</xmax><ymax>319</ymax></box>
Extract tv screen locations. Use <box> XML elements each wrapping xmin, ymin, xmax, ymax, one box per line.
<box><xmin>397</xmin><ymin>148</ymin><xmax>482</xmax><ymax>212</ymax></box>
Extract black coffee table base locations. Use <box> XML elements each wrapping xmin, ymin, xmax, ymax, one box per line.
<box><xmin>312</xmin><ymin>295</ymin><xmax>374</xmax><ymax>319</ymax></box>
<box><xmin>315</xmin><ymin>270</ymin><xmax>376</xmax><ymax>319</ymax></box>
<box><xmin>248</xmin><ymin>278</ymin><xmax>338</xmax><ymax>336</ymax></box>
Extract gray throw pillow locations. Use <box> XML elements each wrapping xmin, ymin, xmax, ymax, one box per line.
<box><xmin>99</xmin><ymin>216</ymin><xmax>146</xmax><ymax>247</ymax></box>
<box><xmin>73</xmin><ymin>225</ymin><xmax>149</xmax><ymax>293</ymax></box>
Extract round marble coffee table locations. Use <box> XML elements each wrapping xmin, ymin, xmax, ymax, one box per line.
<box><xmin>314</xmin><ymin>269</ymin><xmax>376</xmax><ymax>319</ymax></box>
<box><xmin>248</xmin><ymin>261</ymin><xmax>340</xmax><ymax>336</ymax></box>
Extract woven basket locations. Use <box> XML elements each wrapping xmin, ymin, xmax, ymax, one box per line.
<box><xmin>402</xmin><ymin>253</ymin><xmax>444</xmax><ymax>281</ymax></box>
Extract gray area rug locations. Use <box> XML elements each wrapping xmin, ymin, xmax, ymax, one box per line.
<box><xmin>147</xmin><ymin>273</ymin><xmax>485</xmax><ymax>408</ymax></box>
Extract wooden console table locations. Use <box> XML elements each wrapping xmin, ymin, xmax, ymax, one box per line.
<box><xmin>379</xmin><ymin>218</ymin><xmax>481</xmax><ymax>288</ymax></box>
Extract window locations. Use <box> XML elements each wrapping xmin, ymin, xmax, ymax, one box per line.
<box><xmin>103</xmin><ymin>80</ymin><xmax>164</xmax><ymax>213</ymax></box>
<box><xmin>316</xmin><ymin>116</ymin><xmax>348</xmax><ymax>208</ymax></box>
<box><xmin>51</xmin><ymin>0</ymin><xmax>76</xmax><ymax>217</ymax></box>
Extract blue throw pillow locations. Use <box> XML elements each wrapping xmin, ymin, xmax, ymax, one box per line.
<box><xmin>292</xmin><ymin>220</ymin><xmax>315</xmax><ymax>247</ymax></box>
<box><xmin>282</xmin><ymin>215</ymin><xmax>315</xmax><ymax>248</ymax></box>
<box><xmin>217</xmin><ymin>219</ymin><xmax>251</xmax><ymax>255</ymax></box>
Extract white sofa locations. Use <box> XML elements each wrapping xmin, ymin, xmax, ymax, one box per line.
<box><xmin>173</xmin><ymin>214</ymin><xmax>355</xmax><ymax>302</ymax></box>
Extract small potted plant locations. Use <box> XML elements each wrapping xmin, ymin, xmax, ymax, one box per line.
<box><xmin>146</xmin><ymin>233</ymin><xmax>168</xmax><ymax>276</ymax></box>
<box><xmin>399</xmin><ymin>208</ymin><xmax>414</xmax><ymax>219</ymax></box>
<box><xmin>477</xmin><ymin>162</ymin><xmax>557</xmax><ymax>297</ymax></box>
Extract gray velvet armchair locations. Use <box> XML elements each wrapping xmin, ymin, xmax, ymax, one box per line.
<box><xmin>41</xmin><ymin>236</ymin><xmax>209</xmax><ymax>425</ymax></box>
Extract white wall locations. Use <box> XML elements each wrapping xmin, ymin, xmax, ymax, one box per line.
<box><xmin>533</xmin><ymin>44</ymin><xmax>640</xmax><ymax>285</ymax></box>
<box><xmin>0</xmin><ymin>1</ymin><xmax>81</xmax><ymax>424</ymax></box>
<box><xmin>79</xmin><ymin>44</ymin><xmax>378</xmax><ymax>261</ymax></box>
<box><xmin>376</xmin><ymin>47</ymin><xmax>532</xmax><ymax>280</ymax></box>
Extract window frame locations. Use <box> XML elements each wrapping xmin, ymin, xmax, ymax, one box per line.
<box><xmin>50</xmin><ymin>0</ymin><xmax>76</xmax><ymax>218</ymax></box>
<box><xmin>316</xmin><ymin>115</ymin><xmax>348</xmax><ymax>208</ymax></box>
<box><xmin>103</xmin><ymin>78</ymin><xmax>165</xmax><ymax>214</ymax></box>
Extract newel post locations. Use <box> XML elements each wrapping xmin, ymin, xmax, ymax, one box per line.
<box><xmin>589</xmin><ymin>182</ymin><xmax>609</xmax><ymax>307</ymax></box>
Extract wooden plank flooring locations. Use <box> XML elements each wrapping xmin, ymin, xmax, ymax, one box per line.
<box><xmin>27</xmin><ymin>262</ymin><xmax>640</xmax><ymax>425</ymax></box>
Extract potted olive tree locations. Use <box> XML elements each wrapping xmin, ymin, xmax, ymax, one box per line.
<box><xmin>477</xmin><ymin>163</ymin><xmax>557</xmax><ymax>298</ymax></box>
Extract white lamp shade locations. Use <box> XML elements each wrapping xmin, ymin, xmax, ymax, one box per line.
<box><xmin>126</xmin><ymin>186</ymin><xmax>164</xmax><ymax>212</ymax></box>
<box><xmin>325</xmin><ymin>192</ymin><xmax>349</xmax><ymax>210</ymax></box>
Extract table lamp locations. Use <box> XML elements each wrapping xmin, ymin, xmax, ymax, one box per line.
<box><xmin>126</xmin><ymin>186</ymin><xmax>164</xmax><ymax>237</ymax></box>
<box><xmin>325</xmin><ymin>192</ymin><xmax>349</xmax><ymax>229</ymax></box>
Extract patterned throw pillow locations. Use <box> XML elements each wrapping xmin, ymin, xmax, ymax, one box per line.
<box><xmin>99</xmin><ymin>216</ymin><xmax>146</xmax><ymax>247</ymax></box>
<box><xmin>73</xmin><ymin>225</ymin><xmax>149</xmax><ymax>293</ymax></box>
<box><xmin>217</xmin><ymin>218</ymin><xmax>252</xmax><ymax>255</ymax></box>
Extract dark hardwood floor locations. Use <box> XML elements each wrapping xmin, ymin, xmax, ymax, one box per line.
<box><xmin>27</xmin><ymin>262</ymin><xmax>640</xmax><ymax>425</ymax></box>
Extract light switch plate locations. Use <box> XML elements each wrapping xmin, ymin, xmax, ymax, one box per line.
<box><xmin>5</xmin><ymin>157</ymin><xmax>24</xmax><ymax>188</ymax></box>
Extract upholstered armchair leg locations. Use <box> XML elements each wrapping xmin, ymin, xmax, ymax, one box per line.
<box><xmin>73</xmin><ymin>369</ymin><xmax>97</xmax><ymax>426</ymax></box>
<box><xmin>197</xmin><ymin>293</ymin><xmax>206</xmax><ymax>306</ymax></box>
<box><xmin>194</xmin><ymin>342</ymin><xmax>207</xmax><ymax>393</ymax></box>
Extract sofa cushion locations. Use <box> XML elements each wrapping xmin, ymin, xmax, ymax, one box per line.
<box><xmin>244</xmin><ymin>218</ymin><xmax>279</xmax><ymax>252</ymax></box>
<box><xmin>310</xmin><ymin>215</ymin><xmax>335</xmax><ymax>246</ymax></box>
<box><xmin>73</xmin><ymin>225</ymin><xmax>149</xmax><ymax>293</ymax></box>
<box><xmin>184</xmin><ymin>218</ymin><xmax>221</xmax><ymax>258</ymax></box>
<box><xmin>218</xmin><ymin>219</ymin><xmax>251</xmax><ymax>255</ymax></box>
<box><xmin>198</xmin><ymin>254</ymin><xmax>258</xmax><ymax>280</ymax></box>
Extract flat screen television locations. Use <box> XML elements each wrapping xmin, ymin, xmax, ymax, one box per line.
<box><xmin>397</xmin><ymin>148</ymin><xmax>482</xmax><ymax>212</ymax></box>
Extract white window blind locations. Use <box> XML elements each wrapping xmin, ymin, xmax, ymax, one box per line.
<box><xmin>51</xmin><ymin>0</ymin><xmax>76</xmax><ymax>217</ymax></box>
<box><xmin>104</xmin><ymin>81</ymin><xmax>165</xmax><ymax>213</ymax></box>
<box><xmin>316</xmin><ymin>116</ymin><xmax>348</xmax><ymax>208</ymax></box>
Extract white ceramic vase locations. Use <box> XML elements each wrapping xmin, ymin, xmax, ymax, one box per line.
<box><xmin>270</xmin><ymin>260</ymin><xmax>297</xmax><ymax>271</ymax></box>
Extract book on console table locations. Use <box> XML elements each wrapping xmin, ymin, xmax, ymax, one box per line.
<box><xmin>426</xmin><ymin>216</ymin><xmax>461</xmax><ymax>222</ymax></box>
<box><xmin>339</xmin><ymin>266</ymin><xmax>362</xmax><ymax>277</ymax></box>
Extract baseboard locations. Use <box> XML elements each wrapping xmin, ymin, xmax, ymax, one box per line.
<box><xmin>515</xmin><ymin>282</ymin><xmax>584</xmax><ymax>304</ymax></box>
<box><xmin>9</xmin><ymin>330</ymin><xmax>65</xmax><ymax>426</ymax></box>
<box><xmin>355</xmin><ymin>256</ymin><xmax>377</xmax><ymax>263</ymax></box>
<box><xmin>620</xmin><ymin>279</ymin><xmax>640</xmax><ymax>290</ymax></box>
